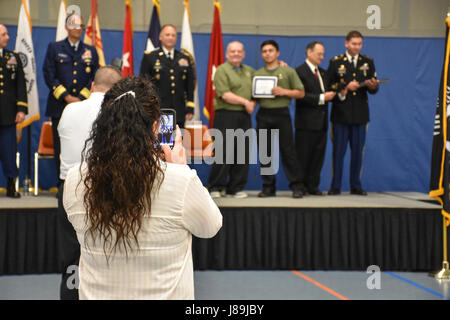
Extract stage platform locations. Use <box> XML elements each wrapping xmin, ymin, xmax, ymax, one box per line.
<box><xmin>0</xmin><ymin>190</ymin><xmax>440</xmax><ymax>209</ymax></box>
<box><xmin>0</xmin><ymin>191</ymin><xmax>446</xmax><ymax>275</ymax></box>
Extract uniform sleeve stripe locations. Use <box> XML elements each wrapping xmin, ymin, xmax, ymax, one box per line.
<box><xmin>80</xmin><ymin>88</ymin><xmax>91</xmax><ymax>99</ymax></box>
<box><xmin>17</xmin><ymin>101</ymin><xmax>28</xmax><ymax>107</ymax></box>
<box><xmin>53</xmin><ymin>85</ymin><xmax>67</xmax><ymax>100</ymax></box>
<box><xmin>186</xmin><ymin>101</ymin><xmax>195</xmax><ymax>108</ymax></box>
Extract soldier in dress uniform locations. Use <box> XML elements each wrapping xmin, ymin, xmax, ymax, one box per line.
<box><xmin>43</xmin><ymin>13</ymin><xmax>99</xmax><ymax>182</ymax></box>
<box><xmin>0</xmin><ymin>24</ymin><xmax>27</xmax><ymax>198</ymax></box>
<box><xmin>139</xmin><ymin>24</ymin><xmax>194</xmax><ymax>127</ymax></box>
<box><xmin>326</xmin><ymin>30</ymin><xmax>379</xmax><ymax>196</ymax></box>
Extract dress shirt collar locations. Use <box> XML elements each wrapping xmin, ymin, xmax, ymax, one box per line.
<box><xmin>68</xmin><ymin>39</ymin><xmax>80</xmax><ymax>51</ymax></box>
<box><xmin>0</xmin><ymin>48</ymin><xmax>3</xmax><ymax>58</ymax></box>
<box><xmin>162</xmin><ymin>46</ymin><xmax>174</xmax><ymax>59</ymax></box>
<box><xmin>305</xmin><ymin>59</ymin><xmax>319</xmax><ymax>74</ymax></box>
<box><xmin>346</xmin><ymin>51</ymin><xmax>359</xmax><ymax>66</ymax></box>
<box><xmin>88</xmin><ymin>91</ymin><xmax>105</xmax><ymax>103</ymax></box>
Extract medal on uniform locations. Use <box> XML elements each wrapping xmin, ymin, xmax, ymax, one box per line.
<box><xmin>86</xmin><ymin>66</ymin><xmax>91</xmax><ymax>73</ymax></box>
<box><xmin>156</xmin><ymin>73</ymin><xmax>160</xmax><ymax>80</ymax></box>
<box><xmin>154</xmin><ymin>59</ymin><xmax>162</xmax><ymax>71</ymax></box>
<box><xmin>338</xmin><ymin>64</ymin><xmax>346</xmax><ymax>76</ymax></box>
<box><xmin>360</xmin><ymin>63</ymin><xmax>369</xmax><ymax>77</ymax></box>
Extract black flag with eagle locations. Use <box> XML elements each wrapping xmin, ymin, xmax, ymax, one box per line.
<box><xmin>430</xmin><ymin>16</ymin><xmax>450</xmax><ymax>226</ymax></box>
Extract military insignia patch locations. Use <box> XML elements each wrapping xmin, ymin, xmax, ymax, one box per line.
<box><xmin>82</xmin><ymin>49</ymin><xmax>92</xmax><ymax>61</ymax></box>
<box><xmin>6</xmin><ymin>56</ymin><xmax>17</xmax><ymax>66</ymax></box>
<box><xmin>178</xmin><ymin>58</ymin><xmax>189</xmax><ymax>67</ymax></box>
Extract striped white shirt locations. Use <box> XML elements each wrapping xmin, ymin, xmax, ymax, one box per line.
<box><xmin>63</xmin><ymin>162</ymin><xmax>222</xmax><ymax>300</ymax></box>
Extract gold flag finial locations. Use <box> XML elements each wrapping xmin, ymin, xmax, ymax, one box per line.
<box><xmin>214</xmin><ymin>0</ymin><xmax>221</xmax><ymax>14</ymax></box>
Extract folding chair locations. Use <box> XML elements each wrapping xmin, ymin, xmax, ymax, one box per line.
<box><xmin>34</xmin><ymin>121</ymin><xmax>55</xmax><ymax>196</ymax></box>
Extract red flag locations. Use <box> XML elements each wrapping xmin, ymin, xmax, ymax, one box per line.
<box><xmin>84</xmin><ymin>0</ymin><xmax>106</xmax><ymax>66</ymax></box>
<box><xmin>203</xmin><ymin>0</ymin><xmax>224</xmax><ymax>128</ymax></box>
<box><xmin>122</xmin><ymin>0</ymin><xmax>134</xmax><ymax>77</ymax></box>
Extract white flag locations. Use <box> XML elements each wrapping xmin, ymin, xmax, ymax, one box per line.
<box><xmin>56</xmin><ymin>0</ymin><xmax>67</xmax><ymax>41</ymax></box>
<box><xmin>15</xmin><ymin>0</ymin><xmax>40</xmax><ymax>131</ymax></box>
<box><xmin>181</xmin><ymin>1</ymin><xmax>200</xmax><ymax>120</ymax></box>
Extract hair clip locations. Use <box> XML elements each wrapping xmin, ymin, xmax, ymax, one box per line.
<box><xmin>115</xmin><ymin>90</ymin><xmax>136</xmax><ymax>101</ymax></box>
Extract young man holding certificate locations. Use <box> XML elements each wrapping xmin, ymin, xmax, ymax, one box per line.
<box><xmin>253</xmin><ymin>40</ymin><xmax>305</xmax><ymax>198</ymax></box>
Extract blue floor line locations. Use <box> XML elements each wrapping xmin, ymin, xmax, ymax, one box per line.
<box><xmin>385</xmin><ymin>272</ymin><xmax>449</xmax><ymax>300</ymax></box>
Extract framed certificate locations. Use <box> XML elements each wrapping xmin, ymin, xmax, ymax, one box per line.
<box><xmin>252</xmin><ymin>76</ymin><xmax>277</xmax><ymax>98</ymax></box>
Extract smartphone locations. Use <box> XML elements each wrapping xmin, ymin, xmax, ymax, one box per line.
<box><xmin>158</xmin><ymin>108</ymin><xmax>176</xmax><ymax>147</ymax></box>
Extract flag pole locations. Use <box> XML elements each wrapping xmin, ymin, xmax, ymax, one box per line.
<box><xmin>429</xmin><ymin>7</ymin><xmax>450</xmax><ymax>280</ymax></box>
<box><xmin>429</xmin><ymin>216</ymin><xmax>450</xmax><ymax>279</ymax></box>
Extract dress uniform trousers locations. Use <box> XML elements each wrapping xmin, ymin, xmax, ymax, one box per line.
<box><xmin>208</xmin><ymin>109</ymin><xmax>251</xmax><ymax>194</ymax></box>
<box><xmin>0</xmin><ymin>125</ymin><xmax>18</xmax><ymax>178</ymax></box>
<box><xmin>331</xmin><ymin>123</ymin><xmax>366</xmax><ymax>190</ymax></box>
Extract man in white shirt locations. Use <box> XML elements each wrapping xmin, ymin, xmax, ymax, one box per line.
<box><xmin>56</xmin><ymin>66</ymin><xmax>122</xmax><ymax>300</ymax></box>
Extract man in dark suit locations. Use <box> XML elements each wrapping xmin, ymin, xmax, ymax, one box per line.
<box><xmin>295</xmin><ymin>41</ymin><xmax>336</xmax><ymax>196</ymax></box>
<box><xmin>43</xmin><ymin>13</ymin><xmax>99</xmax><ymax>182</ymax></box>
<box><xmin>326</xmin><ymin>31</ymin><xmax>379</xmax><ymax>196</ymax></box>
<box><xmin>0</xmin><ymin>24</ymin><xmax>27</xmax><ymax>198</ymax></box>
<box><xmin>139</xmin><ymin>24</ymin><xmax>194</xmax><ymax>128</ymax></box>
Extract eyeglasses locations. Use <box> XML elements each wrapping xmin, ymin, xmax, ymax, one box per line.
<box><xmin>67</xmin><ymin>24</ymin><xmax>85</xmax><ymax>30</ymax></box>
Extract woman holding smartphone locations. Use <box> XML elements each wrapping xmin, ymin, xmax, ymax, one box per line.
<box><xmin>63</xmin><ymin>76</ymin><xmax>222</xmax><ymax>300</ymax></box>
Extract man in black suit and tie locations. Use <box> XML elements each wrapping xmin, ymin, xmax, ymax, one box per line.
<box><xmin>294</xmin><ymin>41</ymin><xmax>336</xmax><ymax>195</ymax></box>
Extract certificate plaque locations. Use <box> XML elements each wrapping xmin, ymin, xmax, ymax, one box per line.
<box><xmin>252</xmin><ymin>76</ymin><xmax>278</xmax><ymax>98</ymax></box>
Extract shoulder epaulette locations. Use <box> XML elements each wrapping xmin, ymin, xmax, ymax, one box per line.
<box><xmin>360</xmin><ymin>54</ymin><xmax>373</xmax><ymax>61</ymax></box>
<box><xmin>332</xmin><ymin>54</ymin><xmax>345</xmax><ymax>61</ymax></box>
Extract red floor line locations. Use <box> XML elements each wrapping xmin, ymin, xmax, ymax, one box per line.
<box><xmin>290</xmin><ymin>270</ymin><xmax>350</xmax><ymax>300</ymax></box>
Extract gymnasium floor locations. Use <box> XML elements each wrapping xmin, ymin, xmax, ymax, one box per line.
<box><xmin>0</xmin><ymin>270</ymin><xmax>448</xmax><ymax>300</ymax></box>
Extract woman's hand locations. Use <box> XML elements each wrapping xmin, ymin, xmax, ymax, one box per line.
<box><xmin>161</xmin><ymin>125</ymin><xmax>187</xmax><ymax>165</ymax></box>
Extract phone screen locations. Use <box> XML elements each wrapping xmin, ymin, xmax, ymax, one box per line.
<box><xmin>158</xmin><ymin>113</ymin><xmax>175</xmax><ymax>146</ymax></box>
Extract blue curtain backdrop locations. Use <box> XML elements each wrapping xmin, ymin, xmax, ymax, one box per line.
<box><xmin>1</xmin><ymin>25</ymin><xmax>444</xmax><ymax>193</ymax></box>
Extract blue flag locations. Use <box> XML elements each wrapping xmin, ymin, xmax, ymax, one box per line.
<box><xmin>145</xmin><ymin>3</ymin><xmax>161</xmax><ymax>52</ymax></box>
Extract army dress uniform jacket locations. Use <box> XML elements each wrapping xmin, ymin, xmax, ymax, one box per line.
<box><xmin>0</xmin><ymin>49</ymin><xmax>28</xmax><ymax>126</ymax></box>
<box><xmin>295</xmin><ymin>63</ymin><xmax>329</xmax><ymax>131</ymax></box>
<box><xmin>327</xmin><ymin>53</ymin><xmax>378</xmax><ymax>125</ymax></box>
<box><xmin>43</xmin><ymin>39</ymin><xmax>99</xmax><ymax>119</ymax></box>
<box><xmin>139</xmin><ymin>48</ymin><xmax>194</xmax><ymax>124</ymax></box>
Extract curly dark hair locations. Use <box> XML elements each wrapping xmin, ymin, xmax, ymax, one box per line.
<box><xmin>80</xmin><ymin>76</ymin><xmax>164</xmax><ymax>258</ymax></box>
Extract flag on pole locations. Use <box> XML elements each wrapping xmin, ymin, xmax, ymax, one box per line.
<box><xmin>429</xmin><ymin>16</ymin><xmax>450</xmax><ymax>226</ymax></box>
<box><xmin>145</xmin><ymin>0</ymin><xmax>161</xmax><ymax>52</ymax></box>
<box><xmin>15</xmin><ymin>0</ymin><xmax>40</xmax><ymax>135</ymax></box>
<box><xmin>181</xmin><ymin>0</ymin><xmax>200</xmax><ymax>120</ymax></box>
<box><xmin>203</xmin><ymin>0</ymin><xmax>224</xmax><ymax>128</ymax></box>
<box><xmin>84</xmin><ymin>0</ymin><xmax>106</xmax><ymax>66</ymax></box>
<box><xmin>122</xmin><ymin>0</ymin><xmax>134</xmax><ymax>77</ymax></box>
<box><xmin>55</xmin><ymin>0</ymin><xmax>67</xmax><ymax>41</ymax></box>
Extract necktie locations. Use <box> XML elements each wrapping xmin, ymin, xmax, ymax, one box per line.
<box><xmin>167</xmin><ymin>52</ymin><xmax>172</xmax><ymax>60</ymax></box>
<box><xmin>314</xmin><ymin>68</ymin><xmax>320</xmax><ymax>82</ymax></box>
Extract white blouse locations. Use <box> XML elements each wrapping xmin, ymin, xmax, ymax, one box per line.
<box><xmin>63</xmin><ymin>162</ymin><xmax>223</xmax><ymax>300</ymax></box>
